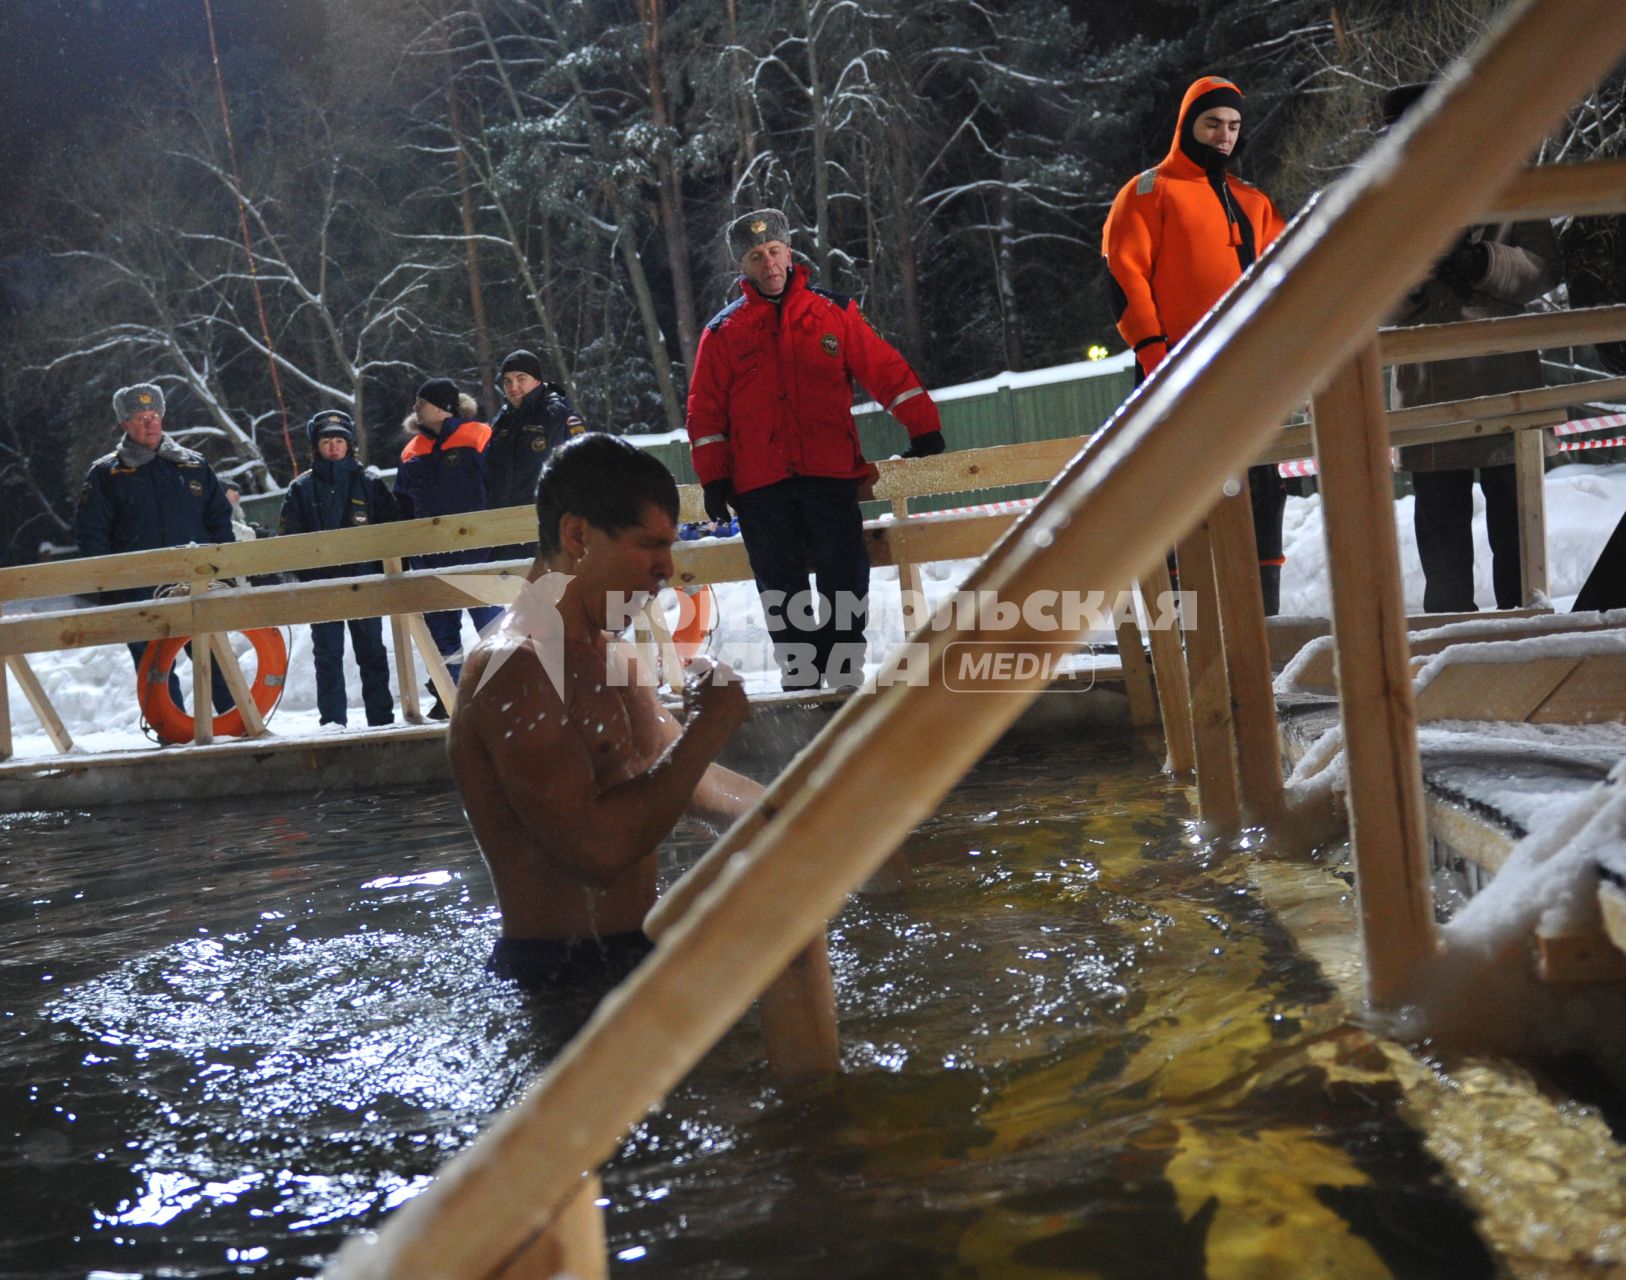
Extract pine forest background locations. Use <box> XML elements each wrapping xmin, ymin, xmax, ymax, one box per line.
<box><xmin>2</xmin><ymin>0</ymin><xmax>1623</xmax><ymax>564</ymax></box>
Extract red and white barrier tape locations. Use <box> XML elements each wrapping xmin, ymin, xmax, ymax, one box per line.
<box><xmin>1553</xmin><ymin>411</ymin><xmax>1626</xmax><ymax>436</ymax></box>
<box><xmin>1557</xmin><ymin>434</ymin><xmax>1626</xmax><ymax>453</ymax></box>
<box><xmin>907</xmin><ymin>498</ymin><xmax>1037</xmax><ymax>519</ymax></box>
<box><xmin>1277</xmin><ymin>411</ymin><xmax>1626</xmax><ymax>474</ymax></box>
<box><xmin>1277</xmin><ymin>451</ymin><xmax>1397</xmax><ymax>479</ymax></box>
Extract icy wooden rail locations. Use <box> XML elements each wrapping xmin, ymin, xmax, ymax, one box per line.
<box><xmin>318</xmin><ymin>4</ymin><xmax>1626</xmax><ymax>1276</ymax></box>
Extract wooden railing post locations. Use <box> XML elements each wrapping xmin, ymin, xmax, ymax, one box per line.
<box><xmin>191</xmin><ymin>628</ymin><xmax>215</xmax><ymax>746</ymax></box>
<box><xmin>1139</xmin><ymin>559</ymin><xmax>1196</xmax><ymax>775</ymax></box>
<box><xmin>891</xmin><ymin>498</ymin><xmax>929</xmax><ymax>635</ymax></box>
<box><xmin>1177</xmin><ymin>524</ymin><xmax>1241</xmax><ymax>833</ymax></box>
<box><xmin>1113</xmin><ymin>598</ymin><xmax>1158</xmax><ymax>727</ymax></box>
<box><xmin>207</xmin><ymin>635</ymin><xmax>267</xmax><ymax>737</ymax></box>
<box><xmin>0</xmin><ymin>604</ymin><xmax>10</xmax><ymax>761</ymax></box>
<box><xmin>640</xmin><ymin>598</ymin><xmax>687</xmax><ymax>691</ymax></box>
<box><xmin>1515</xmin><ymin>426</ymin><xmax>1550</xmax><ymax>605</ymax></box>
<box><xmin>1311</xmin><ymin>340</ymin><xmax>1436</xmax><ymax>1004</ymax></box>
<box><xmin>1208</xmin><ymin>489</ymin><xmax>1287</xmax><ymax>825</ymax></box>
<box><xmin>405</xmin><ymin>614</ymin><xmax>459</xmax><ymax>715</ymax></box>
<box><xmin>4</xmin><ymin>657</ymin><xmax>72</xmax><ymax>754</ymax></box>
<box><xmin>382</xmin><ymin>558</ymin><xmax>424</xmax><ymax>723</ymax></box>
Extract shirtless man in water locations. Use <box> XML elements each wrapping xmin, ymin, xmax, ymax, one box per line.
<box><xmin>449</xmin><ymin>433</ymin><xmax>761</xmax><ymax>989</ymax></box>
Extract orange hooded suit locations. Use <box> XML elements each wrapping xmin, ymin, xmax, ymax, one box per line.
<box><xmin>1102</xmin><ymin>76</ymin><xmax>1286</xmax><ymax>378</ymax></box>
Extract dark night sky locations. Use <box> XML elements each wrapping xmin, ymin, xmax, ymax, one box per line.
<box><xmin>1</xmin><ymin>0</ymin><xmax>323</xmax><ymax>213</ymax></box>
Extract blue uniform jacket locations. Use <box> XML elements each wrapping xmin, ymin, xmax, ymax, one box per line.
<box><xmin>484</xmin><ymin>384</ymin><xmax>592</xmax><ymax>511</ymax></box>
<box><xmin>75</xmin><ymin>442</ymin><xmax>233</xmax><ymax>602</ymax></box>
<box><xmin>279</xmin><ymin>457</ymin><xmax>400</xmax><ymax>580</ymax></box>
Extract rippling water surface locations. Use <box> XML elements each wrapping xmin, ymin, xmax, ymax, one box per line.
<box><xmin>1</xmin><ymin>736</ymin><xmax>1500</xmax><ymax>1279</ymax></box>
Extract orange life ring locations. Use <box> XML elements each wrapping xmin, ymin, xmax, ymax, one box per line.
<box><xmin>671</xmin><ymin>585</ymin><xmax>715</xmax><ymax>661</ymax></box>
<box><xmin>136</xmin><ymin>629</ymin><xmax>288</xmax><ymax>744</ymax></box>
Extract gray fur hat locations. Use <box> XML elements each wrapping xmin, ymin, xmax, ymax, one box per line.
<box><xmin>113</xmin><ymin>383</ymin><xmax>166</xmax><ymax>422</ymax></box>
<box><xmin>727</xmin><ymin>208</ymin><xmax>791</xmax><ymax>263</ymax></box>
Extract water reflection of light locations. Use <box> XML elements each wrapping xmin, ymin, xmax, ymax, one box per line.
<box><xmin>359</xmin><ymin>871</ymin><xmax>454</xmax><ymax>890</ymax></box>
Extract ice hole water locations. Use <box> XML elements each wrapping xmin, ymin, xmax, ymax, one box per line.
<box><xmin>1</xmin><ymin>732</ymin><xmax>1617</xmax><ymax>1278</ymax></box>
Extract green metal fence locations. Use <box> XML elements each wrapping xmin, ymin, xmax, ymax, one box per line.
<box><xmin>239</xmin><ymin>360</ymin><xmax>1138</xmax><ymax>530</ymax></box>
<box><xmin>634</xmin><ymin>360</ymin><xmax>1137</xmax><ymax>518</ymax></box>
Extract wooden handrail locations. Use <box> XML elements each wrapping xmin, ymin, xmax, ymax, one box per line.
<box><xmin>0</xmin><ymin>511</ymin><xmax>1019</xmax><ymax>657</ymax></box>
<box><xmin>0</xmin><ymin>509</ymin><xmax>536</xmax><ymax>604</ymax></box>
<box><xmin>1483</xmin><ymin>157</ymin><xmax>1626</xmax><ymax>220</ymax></box>
<box><xmin>1378</xmin><ymin>303</ymin><xmax>1626</xmax><ymax>364</ymax></box>
<box><xmin>0</xmin><ymin>443</ymin><xmax>1066</xmax><ymax>606</ymax></box>
<box><xmin>326</xmin><ymin>5</ymin><xmax>1626</xmax><ymax>1275</ymax></box>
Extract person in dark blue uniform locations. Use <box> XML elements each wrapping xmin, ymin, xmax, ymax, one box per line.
<box><xmin>395</xmin><ymin>378</ymin><xmax>503</xmax><ymax>717</ymax></box>
<box><xmin>75</xmin><ymin>382</ymin><xmax>235</xmax><ymax>715</ymax></box>
<box><xmin>483</xmin><ymin>349</ymin><xmax>593</xmax><ymax>561</ymax></box>
<box><xmin>279</xmin><ymin>409</ymin><xmax>399</xmax><ymax>728</ymax></box>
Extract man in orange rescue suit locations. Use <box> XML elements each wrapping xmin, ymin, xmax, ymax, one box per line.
<box><xmin>687</xmin><ymin>208</ymin><xmax>945</xmax><ymax>690</ymax></box>
<box><xmin>1102</xmin><ymin>76</ymin><xmax>1290</xmax><ymax>613</ymax></box>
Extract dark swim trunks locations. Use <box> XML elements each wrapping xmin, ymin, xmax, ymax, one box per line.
<box><xmin>487</xmin><ymin>931</ymin><xmax>654</xmax><ymax>992</ymax></box>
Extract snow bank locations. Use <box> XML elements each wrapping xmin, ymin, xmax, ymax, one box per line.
<box><xmin>1392</xmin><ymin>757</ymin><xmax>1626</xmax><ymax>1079</ymax></box>
<box><xmin>1281</xmin><ymin>461</ymin><xmax>1626</xmax><ymax>617</ymax></box>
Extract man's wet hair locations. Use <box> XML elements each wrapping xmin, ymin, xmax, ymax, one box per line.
<box><xmin>535</xmin><ymin>433</ymin><xmax>680</xmax><ymax>554</ymax></box>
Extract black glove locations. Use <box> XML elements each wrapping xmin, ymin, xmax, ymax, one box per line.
<box><xmin>901</xmin><ymin>430</ymin><xmax>945</xmax><ymax>459</ymax></box>
<box><xmin>1431</xmin><ymin>240</ymin><xmax>1488</xmax><ymax>300</ymax></box>
<box><xmin>702</xmin><ymin>479</ymin><xmax>734</xmax><ymax>523</ymax></box>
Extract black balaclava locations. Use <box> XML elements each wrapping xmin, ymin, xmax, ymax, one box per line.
<box><xmin>1180</xmin><ymin>83</ymin><xmax>1256</xmax><ymax>270</ymax></box>
<box><xmin>1178</xmin><ymin>83</ymin><xmax>1245</xmax><ymax>174</ymax></box>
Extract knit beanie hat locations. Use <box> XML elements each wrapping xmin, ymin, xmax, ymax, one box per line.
<box><xmin>416</xmin><ymin>377</ymin><xmax>461</xmax><ymax>415</ymax></box>
<box><xmin>727</xmin><ymin>208</ymin><xmax>791</xmax><ymax>263</ymax></box>
<box><xmin>114</xmin><ymin>383</ymin><xmax>166</xmax><ymax>422</ymax></box>
<box><xmin>307</xmin><ymin>408</ymin><xmax>356</xmax><ymax>448</ymax></box>
<box><xmin>499</xmin><ymin>350</ymin><xmax>544</xmax><ymax>381</ymax></box>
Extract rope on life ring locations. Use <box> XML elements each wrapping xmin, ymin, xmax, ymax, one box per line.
<box><xmin>135</xmin><ymin>628</ymin><xmax>288</xmax><ymax>745</ymax></box>
<box><xmin>671</xmin><ymin>585</ymin><xmax>716</xmax><ymax>661</ymax></box>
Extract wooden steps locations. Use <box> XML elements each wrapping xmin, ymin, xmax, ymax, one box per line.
<box><xmin>1276</xmin><ymin>612</ymin><xmax>1626</xmax><ymax>989</ymax></box>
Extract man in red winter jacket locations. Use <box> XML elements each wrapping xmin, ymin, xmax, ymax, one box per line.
<box><xmin>687</xmin><ymin>208</ymin><xmax>944</xmax><ymax>690</ymax></box>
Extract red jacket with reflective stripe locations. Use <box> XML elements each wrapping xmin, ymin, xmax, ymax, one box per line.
<box><xmin>1101</xmin><ymin>76</ymin><xmax>1286</xmax><ymax>370</ymax></box>
<box><xmin>686</xmin><ymin>266</ymin><xmax>940</xmax><ymax>494</ymax></box>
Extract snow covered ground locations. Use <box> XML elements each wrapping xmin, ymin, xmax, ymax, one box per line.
<box><xmin>6</xmin><ymin>461</ymin><xmax>1626</xmax><ymax>760</ymax></box>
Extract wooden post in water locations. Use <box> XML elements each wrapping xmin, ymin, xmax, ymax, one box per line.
<box><xmin>1114</xmin><ymin>599</ymin><xmax>1158</xmax><ymax>728</ymax></box>
<box><xmin>490</xmin><ymin>1176</ymin><xmax>608</xmax><ymax>1280</ymax></box>
<box><xmin>1177</xmin><ymin>524</ymin><xmax>1241</xmax><ymax>833</ymax></box>
<box><xmin>1140</xmin><ymin>559</ymin><xmax>1195</xmax><ymax>775</ymax></box>
<box><xmin>1515</xmin><ymin>427</ymin><xmax>1550</xmax><ymax>605</ymax></box>
<box><xmin>1310</xmin><ymin>341</ymin><xmax>1436</xmax><ymax>1003</ymax></box>
<box><xmin>757</xmin><ymin>932</ymin><xmax>841</xmax><ymax>1079</ymax></box>
<box><xmin>1208</xmin><ymin>489</ymin><xmax>1287</xmax><ymax>825</ymax></box>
